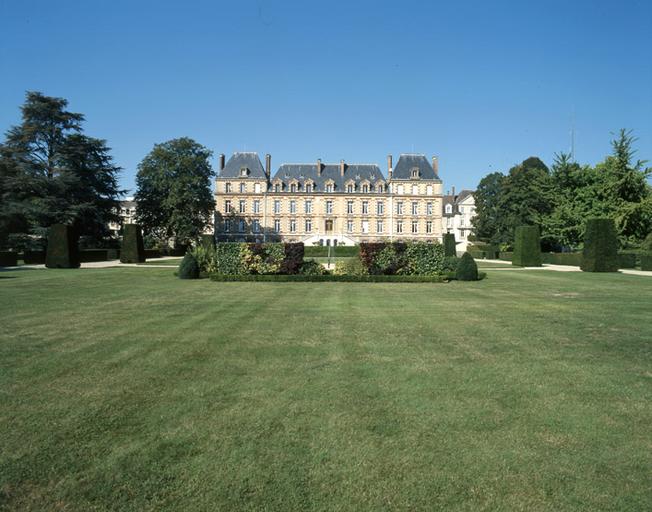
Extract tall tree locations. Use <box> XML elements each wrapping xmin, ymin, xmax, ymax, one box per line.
<box><xmin>471</xmin><ymin>172</ymin><xmax>506</xmax><ymax>244</ymax></box>
<box><xmin>0</xmin><ymin>91</ymin><xmax>123</xmax><ymax>248</ymax></box>
<box><xmin>135</xmin><ymin>138</ymin><xmax>215</xmax><ymax>246</ymax></box>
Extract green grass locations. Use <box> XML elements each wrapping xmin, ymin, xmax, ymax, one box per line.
<box><xmin>1</xmin><ymin>268</ymin><xmax>651</xmax><ymax>511</ymax></box>
<box><xmin>138</xmin><ymin>257</ymin><xmax>182</xmax><ymax>266</ymax></box>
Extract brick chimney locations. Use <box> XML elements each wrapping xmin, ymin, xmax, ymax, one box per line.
<box><xmin>340</xmin><ymin>159</ymin><xmax>345</xmax><ymax>177</ymax></box>
<box><xmin>432</xmin><ymin>156</ymin><xmax>439</xmax><ymax>174</ymax></box>
<box><xmin>265</xmin><ymin>153</ymin><xmax>271</xmax><ymax>180</ymax></box>
<box><xmin>317</xmin><ymin>158</ymin><xmax>322</xmax><ymax>177</ymax></box>
<box><xmin>387</xmin><ymin>154</ymin><xmax>393</xmax><ymax>179</ymax></box>
<box><xmin>219</xmin><ymin>153</ymin><xmax>225</xmax><ymax>172</ymax></box>
<box><xmin>452</xmin><ymin>186</ymin><xmax>456</xmax><ymax>197</ymax></box>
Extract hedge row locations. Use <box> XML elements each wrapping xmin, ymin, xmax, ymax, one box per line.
<box><xmin>641</xmin><ymin>252</ymin><xmax>652</xmax><ymax>271</ymax></box>
<box><xmin>542</xmin><ymin>252</ymin><xmax>583</xmax><ymax>266</ymax></box>
<box><xmin>304</xmin><ymin>245</ymin><xmax>360</xmax><ymax>257</ymax></box>
<box><xmin>210</xmin><ymin>273</ymin><xmax>449</xmax><ymax>283</ymax></box>
<box><xmin>359</xmin><ymin>242</ymin><xmax>445</xmax><ymax>275</ymax></box>
<box><xmin>214</xmin><ymin>242</ymin><xmax>304</xmax><ymax>275</ymax></box>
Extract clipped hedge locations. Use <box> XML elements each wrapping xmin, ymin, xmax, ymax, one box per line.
<box><xmin>581</xmin><ymin>218</ymin><xmax>619</xmax><ymax>272</ymax></box>
<box><xmin>542</xmin><ymin>252</ymin><xmax>583</xmax><ymax>266</ymax></box>
<box><xmin>640</xmin><ymin>252</ymin><xmax>652</xmax><ymax>271</ymax></box>
<box><xmin>215</xmin><ymin>243</ymin><xmax>248</xmax><ymax>275</ymax></box>
<box><xmin>456</xmin><ymin>252</ymin><xmax>478</xmax><ymax>281</ymax></box>
<box><xmin>210</xmin><ymin>273</ymin><xmax>449</xmax><ymax>283</ymax></box>
<box><xmin>23</xmin><ymin>251</ymin><xmax>46</xmax><ymax>264</ymax></box>
<box><xmin>0</xmin><ymin>252</ymin><xmax>18</xmax><ymax>267</ymax></box>
<box><xmin>281</xmin><ymin>242</ymin><xmax>305</xmax><ymax>274</ymax></box>
<box><xmin>79</xmin><ymin>249</ymin><xmax>109</xmax><ymax>263</ymax></box>
<box><xmin>144</xmin><ymin>249</ymin><xmax>161</xmax><ymax>259</ymax></box>
<box><xmin>45</xmin><ymin>224</ymin><xmax>80</xmax><ymax>269</ymax></box>
<box><xmin>121</xmin><ymin>224</ymin><xmax>145</xmax><ymax>263</ymax></box>
<box><xmin>498</xmin><ymin>252</ymin><xmax>513</xmax><ymax>262</ymax></box>
<box><xmin>443</xmin><ymin>233</ymin><xmax>457</xmax><ymax>257</ymax></box>
<box><xmin>617</xmin><ymin>252</ymin><xmax>637</xmax><ymax>269</ymax></box>
<box><xmin>512</xmin><ymin>225</ymin><xmax>542</xmax><ymax>267</ymax></box>
<box><xmin>304</xmin><ymin>245</ymin><xmax>359</xmax><ymax>257</ymax></box>
<box><xmin>178</xmin><ymin>252</ymin><xmax>200</xmax><ymax>279</ymax></box>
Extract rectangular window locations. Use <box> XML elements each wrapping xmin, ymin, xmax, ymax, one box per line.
<box><xmin>412</xmin><ymin>184</ymin><xmax>418</xmax><ymax>195</ymax></box>
<box><xmin>253</xmin><ymin>200</ymin><xmax>260</xmax><ymax>214</ymax></box>
<box><xmin>290</xmin><ymin>219</ymin><xmax>296</xmax><ymax>232</ymax></box>
<box><xmin>253</xmin><ymin>219</ymin><xmax>260</xmax><ymax>233</ymax></box>
<box><xmin>376</xmin><ymin>220</ymin><xmax>383</xmax><ymax>233</ymax></box>
<box><xmin>224</xmin><ymin>219</ymin><xmax>231</xmax><ymax>232</ymax></box>
<box><xmin>426</xmin><ymin>185</ymin><xmax>433</xmax><ymax>195</ymax></box>
<box><xmin>411</xmin><ymin>201</ymin><xmax>418</xmax><ymax>215</ymax></box>
<box><xmin>305</xmin><ymin>200</ymin><xmax>312</xmax><ymax>214</ymax></box>
<box><xmin>254</xmin><ymin>183</ymin><xmax>261</xmax><ymax>194</ymax></box>
<box><xmin>460</xmin><ymin>230</ymin><xmax>465</xmax><ymax>239</ymax></box>
<box><xmin>347</xmin><ymin>220</ymin><xmax>353</xmax><ymax>233</ymax></box>
<box><xmin>326</xmin><ymin>200</ymin><xmax>333</xmax><ymax>214</ymax></box>
<box><xmin>347</xmin><ymin>200</ymin><xmax>353</xmax><ymax>214</ymax></box>
<box><xmin>290</xmin><ymin>200</ymin><xmax>296</xmax><ymax>214</ymax></box>
<box><xmin>225</xmin><ymin>183</ymin><xmax>232</xmax><ymax>193</ymax></box>
<box><xmin>274</xmin><ymin>200</ymin><xmax>280</xmax><ymax>214</ymax></box>
<box><xmin>326</xmin><ymin>184</ymin><xmax>333</xmax><ymax>192</ymax></box>
<box><xmin>412</xmin><ymin>220</ymin><xmax>418</xmax><ymax>233</ymax></box>
<box><xmin>427</xmin><ymin>202</ymin><xmax>433</xmax><ymax>215</ymax></box>
<box><xmin>362</xmin><ymin>201</ymin><xmax>368</xmax><ymax>214</ymax></box>
<box><xmin>376</xmin><ymin>201</ymin><xmax>384</xmax><ymax>215</ymax></box>
<box><xmin>240</xmin><ymin>183</ymin><xmax>246</xmax><ymax>193</ymax></box>
<box><xmin>396</xmin><ymin>221</ymin><xmax>403</xmax><ymax>233</ymax></box>
<box><xmin>238</xmin><ymin>219</ymin><xmax>245</xmax><ymax>232</ymax></box>
<box><xmin>224</xmin><ymin>200</ymin><xmax>231</xmax><ymax>213</ymax></box>
<box><xmin>396</xmin><ymin>202</ymin><xmax>403</xmax><ymax>215</ymax></box>
<box><xmin>305</xmin><ymin>218</ymin><xmax>312</xmax><ymax>232</ymax></box>
<box><xmin>426</xmin><ymin>221</ymin><xmax>432</xmax><ymax>234</ymax></box>
<box><xmin>274</xmin><ymin>219</ymin><xmax>281</xmax><ymax>233</ymax></box>
<box><xmin>362</xmin><ymin>220</ymin><xmax>369</xmax><ymax>234</ymax></box>
<box><xmin>239</xmin><ymin>200</ymin><xmax>246</xmax><ymax>213</ymax></box>
<box><xmin>397</xmin><ymin>185</ymin><xmax>404</xmax><ymax>195</ymax></box>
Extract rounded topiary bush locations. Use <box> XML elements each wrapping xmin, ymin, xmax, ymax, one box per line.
<box><xmin>581</xmin><ymin>218</ymin><xmax>618</xmax><ymax>272</ymax></box>
<box><xmin>178</xmin><ymin>252</ymin><xmax>200</xmax><ymax>279</ymax></box>
<box><xmin>456</xmin><ymin>252</ymin><xmax>478</xmax><ymax>281</ymax></box>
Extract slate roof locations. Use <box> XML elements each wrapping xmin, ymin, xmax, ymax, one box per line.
<box><xmin>219</xmin><ymin>152</ymin><xmax>266</xmax><ymax>178</ymax></box>
<box><xmin>442</xmin><ymin>189</ymin><xmax>474</xmax><ymax>216</ymax></box>
<box><xmin>392</xmin><ymin>154</ymin><xmax>441</xmax><ymax>181</ymax></box>
<box><xmin>272</xmin><ymin>163</ymin><xmax>385</xmax><ymax>193</ymax></box>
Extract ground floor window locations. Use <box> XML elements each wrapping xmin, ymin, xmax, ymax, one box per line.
<box><xmin>238</xmin><ymin>220</ymin><xmax>245</xmax><ymax>233</ymax></box>
<box><xmin>305</xmin><ymin>219</ymin><xmax>312</xmax><ymax>232</ymax></box>
<box><xmin>426</xmin><ymin>221</ymin><xmax>432</xmax><ymax>234</ymax></box>
<box><xmin>224</xmin><ymin>219</ymin><xmax>231</xmax><ymax>232</ymax></box>
<box><xmin>274</xmin><ymin>219</ymin><xmax>280</xmax><ymax>233</ymax></box>
<box><xmin>347</xmin><ymin>220</ymin><xmax>353</xmax><ymax>233</ymax></box>
<box><xmin>253</xmin><ymin>219</ymin><xmax>260</xmax><ymax>233</ymax></box>
<box><xmin>376</xmin><ymin>220</ymin><xmax>383</xmax><ymax>233</ymax></box>
<box><xmin>396</xmin><ymin>221</ymin><xmax>403</xmax><ymax>233</ymax></box>
<box><xmin>412</xmin><ymin>220</ymin><xmax>418</xmax><ymax>233</ymax></box>
<box><xmin>290</xmin><ymin>219</ymin><xmax>296</xmax><ymax>232</ymax></box>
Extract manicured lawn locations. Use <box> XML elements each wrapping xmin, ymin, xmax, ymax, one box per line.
<box><xmin>0</xmin><ymin>268</ymin><xmax>650</xmax><ymax>511</ymax></box>
<box><xmin>138</xmin><ymin>257</ymin><xmax>182</xmax><ymax>266</ymax></box>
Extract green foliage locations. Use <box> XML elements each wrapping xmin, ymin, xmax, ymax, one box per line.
<box><xmin>215</xmin><ymin>243</ymin><xmax>248</xmax><ymax>275</ymax></box>
<box><xmin>541</xmin><ymin>252</ymin><xmax>583</xmax><ymax>266</ymax></box>
<box><xmin>442</xmin><ymin>256</ymin><xmax>459</xmax><ymax>272</ymax></box>
<box><xmin>471</xmin><ymin>172</ymin><xmax>507</xmax><ymax>243</ymax></box>
<box><xmin>281</xmin><ymin>243</ymin><xmax>305</xmax><ymax>274</ymax></box>
<box><xmin>304</xmin><ymin>245</ymin><xmax>359</xmax><ymax>257</ymax></box>
<box><xmin>641</xmin><ymin>233</ymin><xmax>652</xmax><ymax>252</ymax></box>
<box><xmin>201</xmin><ymin>233</ymin><xmax>215</xmax><ymax>250</ymax></box>
<box><xmin>246</xmin><ymin>243</ymin><xmax>285</xmax><ymax>274</ymax></box>
<box><xmin>640</xmin><ymin>252</ymin><xmax>652</xmax><ymax>271</ymax></box>
<box><xmin>512</xmin><ymin>225</ymin><xmax>542</xmax><ymax>267</ymax></box>
<box><xmin>178</xmin><ymin>252</ymin><xmax>199</xmax><ymax>279</ymax></box>
<box><xmin>403</xmin><ymin>242</ymin><xmax>445</xmax><ymax>275</ymax></box>
<box><xmin>190</xmin><ymin>244</ymin><xmax>217</xmax><ymax>274</ymax></box>
<box><xmin>210</xmin><ymin>273</ymin><xmax>449</xmax><ymax>283</ymax></box>
<box><xmin>443</xmin><ymin>233</ymin><xmax>456</xmax><ymax>257</ymax></box>
<box><xmin>456</xmin><ymin>252</ymin><xmax>479</xmax><ymax>281</ymax></box>
<box><xmin>120</xmin><ymin>224</ymin><xmax>145</xmax><ymax>263</ymax></box>
<box><xmin>0</xmin><ymin>91</ymin><xmax>123</xmax><ymax>246</ymax></box>
<box><xmin>299</xmin><ymin>259</ymin><xmax>329</xmax><ymax>276</ymax></box>
<box><xmin>45</xmin><ymin>224</ymin><xmax>80</xmax><ymax>268</ymax></box>
<box><xmin>617</xmin><ymin>252</ymin><xmax>637</xmax><ymax>269</ymax></box>
<box><xmin>135</xmin><ymin>138</ymin><xmax>215</xmax><ymax>246</ymax></box>
<box><xmin>581</xmin><ymin>218</ymin><xmax>619</xmax><ymax>272</ymax></box>
<box><xmin>333</xmin><ymin>257</ymin><xmax>368</xmax><ymax>276</ymax></box>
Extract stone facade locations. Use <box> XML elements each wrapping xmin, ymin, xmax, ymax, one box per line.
<box><xmin>214</xmin><ymin>152</ymin><xmax>444</xmax><ymax>245</ymax></box>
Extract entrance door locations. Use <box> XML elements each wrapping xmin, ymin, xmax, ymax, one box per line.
<box><xmin>325</xmin><ymin>219</ymin><xmax>333</xmax><ymax>232</ymax></box>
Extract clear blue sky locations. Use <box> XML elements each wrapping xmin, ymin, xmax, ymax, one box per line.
<box><xmin>1</xmin><ymin>0</ymin><xmax>651</xmax><ymax>193</ymax></box>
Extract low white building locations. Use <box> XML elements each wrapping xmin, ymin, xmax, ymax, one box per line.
<box><xmin>108</xmin><ymin>197</ymin><xmax>136</xmax><ymax>236</ymax></box>
<box><xmin>441</xmin><ymin>188</ymin><xmax>476</xmax><ymax>253</ymax></box>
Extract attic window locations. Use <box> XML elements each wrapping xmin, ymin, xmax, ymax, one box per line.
<box><xmin>240</xmin><ymin>167</ymin><xmax>249</xmax><ymax>177</ymax></box>
<box><xmin>445</xmin><ymin>204</ymin><xmax>453</xmax><ymax>214</ymax></box>
<box><xmin>411</xmin><ymin>168</ymin><xmax>419</xmax><ymax>179</ymax></box>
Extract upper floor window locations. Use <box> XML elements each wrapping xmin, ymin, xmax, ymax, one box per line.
<box><xmin>397</xmin><ymin>185</ymin><xmax>404</xmax><ymax>195</ymax></box>
<box><xmin>305</xmin><ymin>200</ymin><xmax>312</xmax><ymax>214</ymax></box>
<box><xmin>362</xmin><ymin>201</ymin><xmax>369</xmax><ymax>214</ymax></box>
<box><xmin>326</xmin><ymin>183</ymin><xmax>334</xmax><ymax>193</ymax></box>
<box><xmin>326</xmin><ymin>200</ymin><xmax>333</xmax><ymax>214</ymax></box>
<box><xmin>426</xmin><ymin>221</ymin><xmax>432</xmax><ymax>234</ymax></box>
<box><xmin>411</xmin><ymin>201</ymin><xmax>418</xmax><ymax>215</ymax></box>
<box><xmin>240</xmin><ymin>182</ymin><xmax>246</xmax><ymax>193</ymax></box>
<box><xmin>396</xmin><ymin>201</ymin><xmax>404</xmax><ymax>215</ymax></box>
<box><xmin>305</xmin><ymin>183</ymin><xmax>313</xmax><ymax>193</ymax></box>
<box><xmin>239</xmin><ymin>200</ymin><xmax>246</xmax><ymax>213</ymax></box>
<box><xmin>290</xmin><ymin>183</ymin><xmax>297</xmax><ymax>192</ymax></box>
<box><xmin>426</xmin><ymin>185</ymin><xmax>433</xmax><ymax>195</ymax></box>
<box><xmin>290</xmin><ymin>200</ymin><xmax>296</xmax><ymax>214</ymax></box>
<box><xmin>253</xmin><ymin>200</ymin><xmax>261</xmax><ymax>213</ymax></box>
<box><xmin>347</xmin><ymin>200</ymin><xmax>354</xmax><ymax>214</ymax></box>
<box><xmin>224</xmin><ymin>200</ymin><xmax>232</xmax><ymax>212</ymax></box>
<box><xmin>412</xmin><ymin>185</ymin><xmax>418</xmax><ymax>195</ymax></box>
<box><xmin>347</xmin><ymin>184</ymin><xmax>354</xmax><ymax>193</ymax></box>
<box><xmin>376</xmin><ymin>201</ymin><xmax>384</xmax><ymax>215</ymax></box>
<box><xmin>445</xmin><ymin>204</ymin><xmax>453</xmax><ymax>214</ymax></box>
<box><xmin>274</xmin><ymin>200</ymin><xmax>281</xmax><ymax>214</ymax></box>
<box><xmin>274</xmin><ymin>219</ymin><xmax>281</xmax><ymax>233</ymax></box>
<box><xmin>362</xmin><ymin>184</ymin><xmax>369</xmax><ymax>193</ymax></box>
<box><xmin>225</xmin><ymin>182</ymin><xmax>232</xmax><ymax>193</ymax></box>
<box><xmin>254</xmin><ymin>183</ymin><xmax>261</xmax><ymax>194</ymax></box>
<box><xmin>427</xmin><ymin>202</ymin><xmax>433</xmax><ymax>215</ymax></box>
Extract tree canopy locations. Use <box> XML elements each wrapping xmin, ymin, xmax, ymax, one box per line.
<box><xmin>135</xmin><ymin>138</ymin><xmax>215</xmax><ymax>246</ymax></box>
<box><xmin>0</xmin><ymin>91</ymin><xmax>123</xmax><ymax>249</ymax></box>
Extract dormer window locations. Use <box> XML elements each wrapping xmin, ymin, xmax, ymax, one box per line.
<box><xmin>411</xmin><ymin>168</ymin><xmax>420</xmax><ymax>179</ymax></box>
<box><xmin>305</xmin><ymin>183</ymin><xmax>313</xmax><ymax>193</ymax></box>
<box><xmin>240</xmin><ymin>167</ymin><xmax>249</xmax><ymax>177</ymax></box>
<box><xmin>362</xmin><ymin>184</ymin><xmax>369</xmax><ymax>193</ymax></box>
<box><xmin>376</xmin><ymin>184</ymin><xmax>384</xmax><ymax>193</ymax></box>
<box><xmin>347</xmin><ymin>184</ymin><xmax>354</xmax><ymax>193</ymax></box>
<box><xmin>290</xmin><ymin>183</ymin><xmax>297</xmax><ymax>192</ymax></box>
<box><xmin>445</xmin><ymin>204</ymin><xmax>453</xmax><ymax>214</ymax></box>
<box><xmin>274</xmin><ymin>183</ymin><xmax>281</xmax><ymax>192</ymax></box>
<box><xmin>325</xmin><ymin>182</ymin><xmax>334</xmax><ymax>193</ymax></box>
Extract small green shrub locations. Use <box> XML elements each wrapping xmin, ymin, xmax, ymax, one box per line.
<box><xmin>442</xmin><ymin>256</ymin><xmax>459</xmax><ymax>272</ymax></box>
<box><xmin>23</xmin><ymin>251</ymin><xmax>46</xmax><ymax>264</ymax></box>
<box><xmin>456</xmin><ymin>252</ymin><xmax>478</xmax><ymax>281</ymax></box>
<box><xmin>498</xmin><ymin>252</ymin><xmax>513</xmax><ymax>261</ymax></box>
<box><xmin>45</xmin><ymin>224</ymin><xmax>80</xmax><ymax>268</ymax></box>
<box><xmin>281</xmin><ymin>242</ymin><xmax>305</xmax><ymax>274</ymax></box>
<box><xmin>191</xmin><ymin>244</ymin><xmax>217</xmax><ymax>274</ymax></box>
<box><xmin>443</xmin><ymin>233</ymin><xmax>457</xmax><ymax>257</ymax></box>
<box><xmin>333</xmin><ymin>257</ymin><xmax>368</xmax><ymax>276</ymax></box>
<box><xmin>581</xmin><ymin>218</ymin><xmax>619</xmax><ymax>272</ymax></box>
<box><xmin>512</xmin><ymin>225</ymin><xmax>542</xmax><ymax>267</ymax></box>
<box><xmin>79</xmin><ymin>249</ymin><xmax>109</xmax><ymax>263</ymax></box>
<box><xmin>640</xmin><ymin>252</ymin><xmax>652</xmax><ymax>271</ymax></box>
<box><xmin>299</xmin><ymin>259</ymin><xmax>329</xmax><ymax>276</ymax></box>
<box><xmin>178</xmin><ymin>252</ymin><xmax>200</xmax><ymax>279</ymax></box>
<box><xmin>120</xmin><ymin>224</ymin><xmax>145</xmax><ymax>263</ymax></box>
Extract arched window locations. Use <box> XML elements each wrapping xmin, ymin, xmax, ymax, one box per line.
<box><xmin>290</xmin><ymin>183</ymin><xmax>296</xmax><ymax>192</ymax></box>
<box><xmin>445</xmin><ymin>204</ymin><xmax>452</xmax><ymax>214</ymax></box>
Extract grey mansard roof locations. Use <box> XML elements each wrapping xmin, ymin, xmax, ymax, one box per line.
<box><xmin>392</xmin><ymin>154</ymin><xmax>441</xmax><ymax>181</ymax></box>
<box><xmin>219</xmin><ymin>152</ymin><xmax>266</xmax><ymax>178</ymax></box>
<box><xmin>272</xmin><ymin>163</ymin><xmax>385</xmax><ymax>192</ymax></box>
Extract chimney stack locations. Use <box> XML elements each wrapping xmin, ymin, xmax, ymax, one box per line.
<box><xmin>317</xmin><ymin>158</ymin><xmax>322</xmax><ymax>177</ymax></box>
<box><xmin>387</xmin><ymin>154</ymin><xmax>393</xmax><ymax>179</ymax></box>
<box><xmin>265</xmin><ymin>153</ymin><xmax>271</xmax><ymax>179</ymax></box>
<box><xmin>432</xmin><ymin>156</ymin><xmax>439</xmax><ymax>174</ymax></box>
<box><xmin>452</xmin><ymin>186</ymin><xmax>456</xmax><ymax>197</ymax></box>
<box><xmin>340</xmin><ymin>159</ymin><xmax>345</xmax><ymax>177</ymax></box>
<box><xmin>219</xmin><ymin>153</ymin><xmax>225</xmax><ymax>172</ymax></box>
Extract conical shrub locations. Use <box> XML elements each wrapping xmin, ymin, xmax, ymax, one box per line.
<box><xmin>178</xmin><ymin>252</ymin><xmax>200</xmax><ymax>279</ymax></box>
<box><xmin>456</xmin><ymin>252</ymin><xmax>478</xmax><ymax>281</ymax></box>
